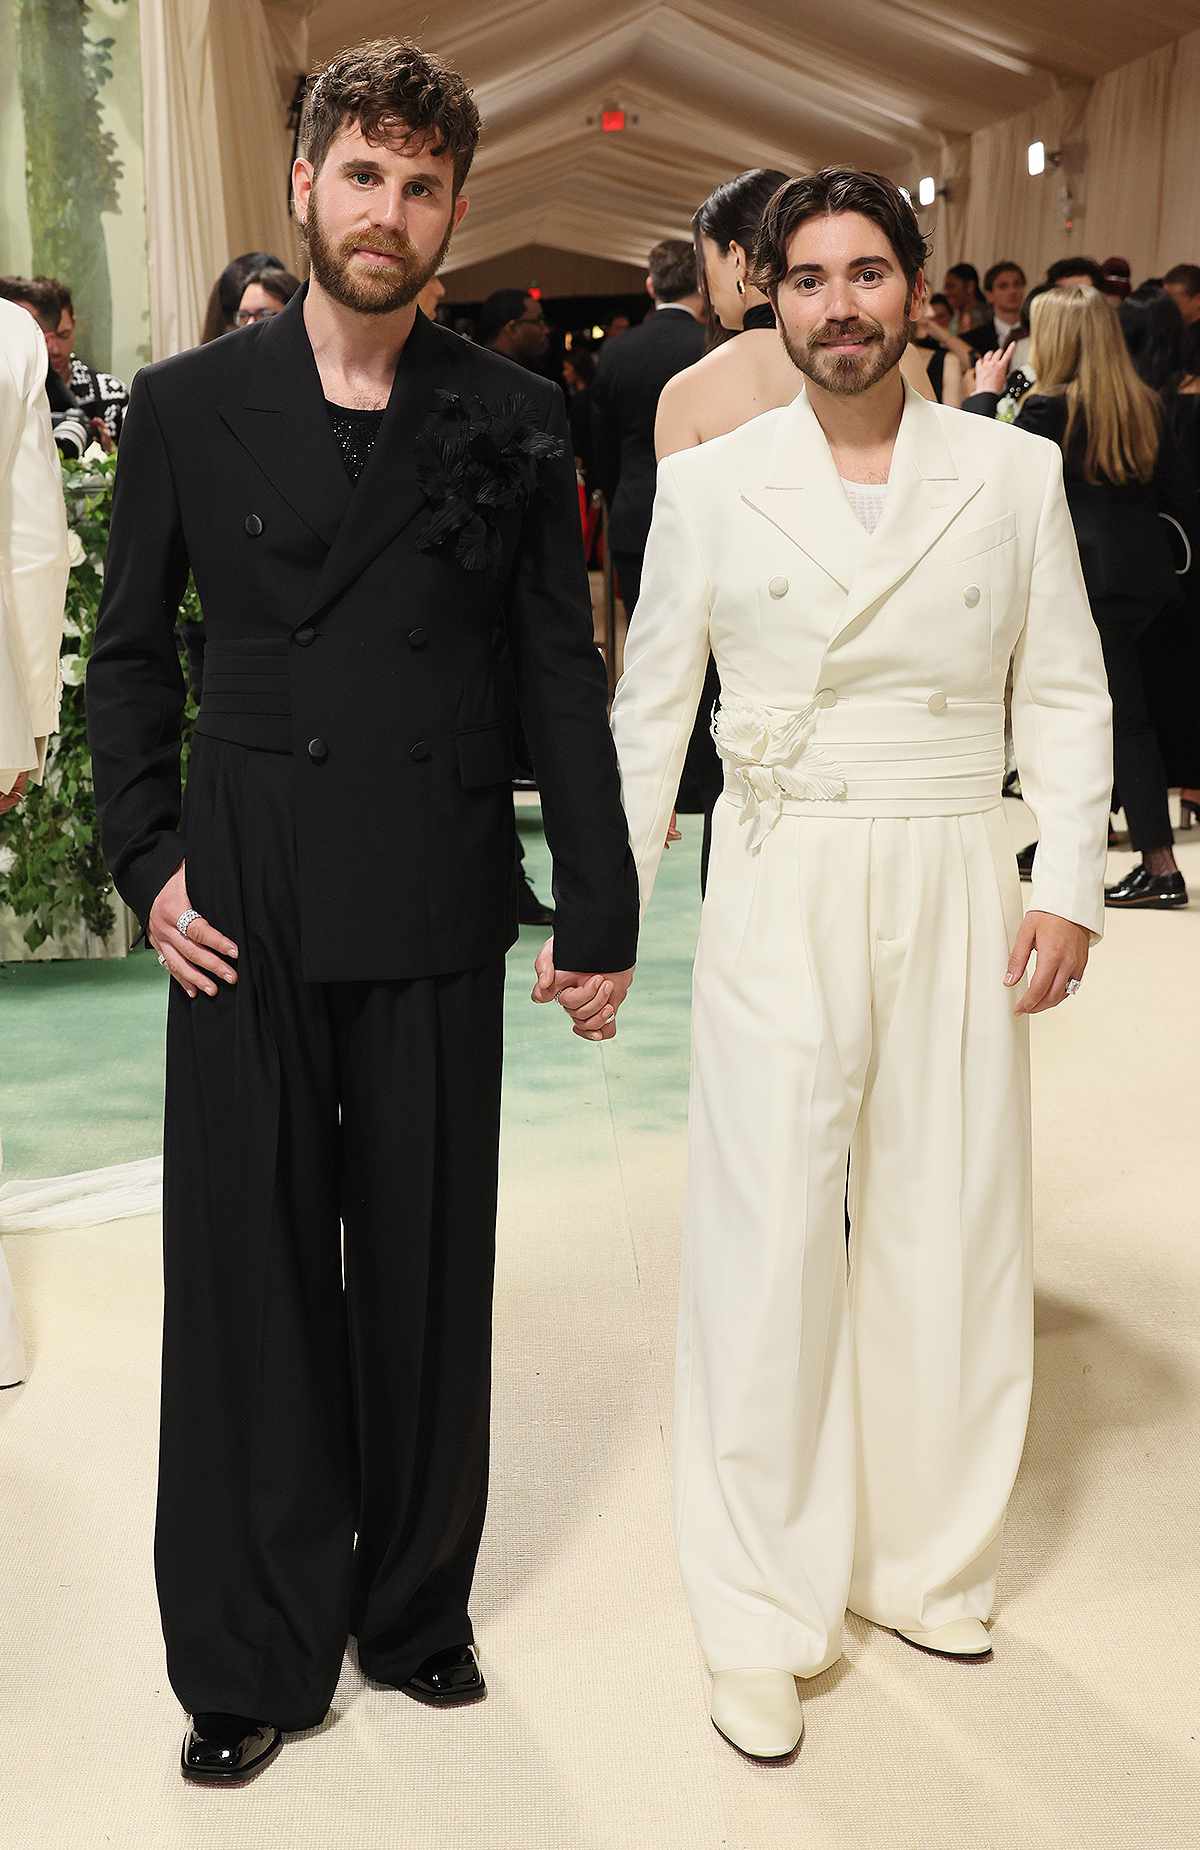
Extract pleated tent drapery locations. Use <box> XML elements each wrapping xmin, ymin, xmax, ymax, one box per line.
<box><xmin>137</xmin><ymin>2</ymin><xmax>1200</xmax><ymax>360</ymax></box>
<box><xmin>139</xmin><ymin>0</ymin><xmax>311</xmax><ymax>359</ymax></box>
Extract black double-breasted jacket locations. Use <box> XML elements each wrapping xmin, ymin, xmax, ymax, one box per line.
<box><xmin>86</xmin><ymin>291</ymin><xmax>639</xmax><ymax>981</ymax></box>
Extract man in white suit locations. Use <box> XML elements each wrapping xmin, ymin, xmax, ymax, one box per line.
<box><xmin>609</xmin><ymin>169</ymin><xmax>1112</xmax><ymax>1761</ymax></box>
<box><xmin>0</xmin><ymin>296</ymin><xmax>70</xmax><ymax>1387</ymax></box>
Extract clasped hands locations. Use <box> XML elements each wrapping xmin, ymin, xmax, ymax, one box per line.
<box><xmin>531</xmin><ymin>938</ymin><xmax>635</xmax><ymax>1042</ymax></box>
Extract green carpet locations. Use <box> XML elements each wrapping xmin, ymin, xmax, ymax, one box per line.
<box><xmin>0</xmin><ymin>808</ymin><xmax>702</xmax><ymax>1180</ymax></box>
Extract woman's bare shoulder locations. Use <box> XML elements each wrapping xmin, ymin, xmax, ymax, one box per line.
<box><xmin>656</xmin><ymin>334</ymin><xmax>798</xmax><ymax>458</ymax></box>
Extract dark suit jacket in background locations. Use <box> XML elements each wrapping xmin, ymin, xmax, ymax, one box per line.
<box><xmin>590</xmin><ymin>306</ymin><xmax>706</xmax><ymax>555</ymax></box>
<box><xmin>963</xmin><ymin>388</ymin><xmax>1199</xmax><ymax>606</ymax></box>
<box><xmin>86</xmin><ymin>290</ymin><xmax>639</xmax><ymax>982</ymax></box>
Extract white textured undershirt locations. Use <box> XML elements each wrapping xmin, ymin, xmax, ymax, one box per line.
<box><xmin>841</xmin><ymin>478</ymin><xmax>888</xmax><ymax>534</ymax></box>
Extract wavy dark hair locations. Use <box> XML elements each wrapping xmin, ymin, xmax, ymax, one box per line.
<box><xmin>751</xmin><ymin>167</ymin><xmax>931</xmax><ymax>298</ymax></box>
<box><xmin>299</xmin><ymin>38</ymin><xmax>481</xmax><ymax>195</ymax></box>
<box><xmin>1119</xmin><ymin>284</ymin><xmax>1186</xmax><ymax>396</ymax></box>
<box><xmin>201</xmin><ymin>251</ymin><xmax>283</xmax><ymax>344</ymax></box>
<box><xmin>692</xmin><ymin>168</ymin><xmax>789</xmax><ymax>344</ymax></box>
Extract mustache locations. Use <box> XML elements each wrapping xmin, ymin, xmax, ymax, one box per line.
<box><xmin>341</xmin><ymin>230</ymin><xmax>417</xmax><ymax>261</ymax></box>
<box><xmin>811</xmin><ymin>323</ymin><xmax>882</xmax><ymax>347</ymax></box>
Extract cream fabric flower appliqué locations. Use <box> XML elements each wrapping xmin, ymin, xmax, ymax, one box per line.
<box><xmin>711</xmin><ymin>699</ymin><xmax>847</xmax><ymax>850</ymax></box>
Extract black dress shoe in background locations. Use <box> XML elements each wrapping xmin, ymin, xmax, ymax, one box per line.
<box><xmin>1104</xmin><ymin>864</ymin><xmax>1188</xmax><ymax>909</ymax></box>
<box><xmin>399</xmin><ymin>1644</ymin><xmax>487</xmax><ymax>1708</ymax></box>
<box><xmin>517</xmin><ymin>876</ymin><xmax>555</xmax><ymax>927</ymax></box>
<box><xmin>181</xmin><ymin>1713</ymin><xmax>283</xmax><ymax>1784</ymax></box>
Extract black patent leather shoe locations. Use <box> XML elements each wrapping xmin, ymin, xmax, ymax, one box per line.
<box><xmin>1104</xmin><ymin>864</ymin><xmax>1188</xmax><ymax>909</ymax></box>
<box><xmin>181</xmin><ymin>1713</ymin><xmax>283</xmax><ymax>1784</ymax></box>
<box><xmin>517</xmin><ymin>877</ymin><xmax>555</xmax><ymax>927</ymax></box>
<box><xmin>399</xmin><ymin>1644</ymin><xmax>486</xmax><ymax>1707</ymax></box>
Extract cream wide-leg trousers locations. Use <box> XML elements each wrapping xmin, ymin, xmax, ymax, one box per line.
<box><xmin>675</xmin><ymin>795</ymin><xmax>1033</xmax><ymax>1676</ymax></box>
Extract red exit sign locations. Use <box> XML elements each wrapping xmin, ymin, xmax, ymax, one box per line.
<box><xmin>601</xmin><ymin>109</ymin><xmax>626</xmax><ymax>133</ymax></box>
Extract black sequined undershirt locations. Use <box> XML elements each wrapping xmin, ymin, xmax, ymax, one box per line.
<box><xmin>326</xmin><ymin>401</ymin><xmax>386</xmax><ymax>483</ymax></box>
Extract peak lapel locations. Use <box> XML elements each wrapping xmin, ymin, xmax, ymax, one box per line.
<box><xmin>739</xmin><ymin>390</ymin><xmax>863</xmax><ymax>593</ymax></box>
<box><xmin>218</xmin><ymin>287</ymin><xmax>352</xmax><ymax>549</ymax></box>
<box><xmin>832</xmin><ymin>385</ymin><xmax>982</xmax><ymax>645</ymax></box>
<box><xmin>301</xmin><ymin>310</ymin><xmax>467</xmax><ymax>625</ymax></box>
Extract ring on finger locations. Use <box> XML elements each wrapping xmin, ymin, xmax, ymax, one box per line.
<box><xmin>176</xmin><ymin>908</ymin><xmax>201</xmax><ymax>939</ymax></box>
<box><xmin>1065</xmin><ymin>976</ymin><xmax>1082</xmax><ymax>997</ymax></box>
<box><xmin>156</xmin><ymin>952</ymin><xmax>167</xmax><ymax>968</ymax></box>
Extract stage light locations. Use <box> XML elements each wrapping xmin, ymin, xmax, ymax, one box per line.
<box><xmin>918</xmin><ymin>176</ymin><xmax>936</xmax><ymax>207</ymax></box>
<box><xmin>591</xmin><ymin>324</ymin><xmax>604</xmax><ymax>339</ymax></box>
<box><xmin>1028</xmin><ymin>140</ymin><xmax>1046</xmax><ymax>176</ymax></box>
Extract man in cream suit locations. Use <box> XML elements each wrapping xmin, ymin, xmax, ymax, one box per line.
<box><xmin>1</xmin><ymin>297</ymin><xmax>70</xmax><ymax>1386</ymax></box>
<box><xmin>609</xmin><ymin>169</ymin><xmax>1112</xmax><ymax>1761</ymax></box>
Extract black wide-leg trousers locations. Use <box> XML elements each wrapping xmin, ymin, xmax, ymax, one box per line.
<box><xmin>157</xmin><ymin>737</ymin><xmax>505</xmax><ymax>1730</ymax></box>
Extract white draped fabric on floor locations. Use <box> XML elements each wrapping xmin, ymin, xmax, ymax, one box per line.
<box><xmin>138</xmin><ymin>0</ymin><xmax>1200</xmax><ymax>358</ymax></box>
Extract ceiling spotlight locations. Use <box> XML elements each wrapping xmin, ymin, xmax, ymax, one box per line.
<box><xmin>918</xmin><ymin>176</ymin><xmax>936</xmax><ymax>207</ymax></box>
<box><xmin>1028</xmin><ymin>141</ymin><xmax>1045</xmax><ymax>176</ymax></box>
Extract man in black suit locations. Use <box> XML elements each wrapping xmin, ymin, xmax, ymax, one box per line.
<box><xmin>963</xmin><ymin>260</ymin><xmax>1027</xmax><ymax>360</ymax></box>
<box><xmin>87</xmin><ymin>39</ymin><xmax>638</xmax><ymax>1785</ymax></box>
<box><xmin>590</xmin><ymin>238</ymin><xmax>705</xmax><ymax>618</ymax></box>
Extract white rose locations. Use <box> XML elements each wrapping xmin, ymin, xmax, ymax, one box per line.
<box><xmin>60</xmin><ymin>652</ymin><xmax>86</xmax><ymax>686</ymax></box>
<box><xmin>66</xmin><ymin>527</ymin><xmax>86</xmax><ymax>568</ymax></box>
<box><xmin>82</xmin><ymin>441</ymin><xmax>108</xmax><ymax>465</ymax></box>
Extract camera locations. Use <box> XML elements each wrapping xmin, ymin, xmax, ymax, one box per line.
<box><xmin>51</xmin><ymin>407</ymin><xmax>91</xmax><ymax>459</ymax></box>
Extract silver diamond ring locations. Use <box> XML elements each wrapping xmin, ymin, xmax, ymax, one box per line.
<box><xmin>176</xmin><ymin>908</ymin><xmax>201</xmax><ymax>939</ymax></box>
<box><xmin>1065</xmin><ymin>977</ymin><xmax>1082</xmax><ymax>997</ymax></box>
<box><xmin>156</xmin><ymin>952</ymin><xmax>167</xmax><ymax>967</ymax></box>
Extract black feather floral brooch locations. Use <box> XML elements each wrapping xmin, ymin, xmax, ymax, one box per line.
<box><xmin>414</xmin><ymin>389</ymin><xmax>564</xmax><ymax>572</ymax></box>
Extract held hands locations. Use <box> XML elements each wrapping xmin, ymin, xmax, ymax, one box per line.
<box><xmin>531</xmin><ymin>937</ymin><xmax>635</xmax><ymax>1042</ymax></box>
<box><xmin>149</xmin><ymin>862</ymin><xmax>238</xmax><ymax>999</ymax></box>
<box><xmin>973</xmin><ymin>343</ymin><xmax>1016</xmax><ymax>396</ymax></box>
<box><xmin>1005</xmin><ymin>911</ymin><xmax>1089</xmax><ymax>1016</ymax></box>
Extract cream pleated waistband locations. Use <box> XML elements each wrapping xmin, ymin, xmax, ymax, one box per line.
<box><xmin>713</xmin><ymin>696</ymin><xmax>1007</xmax><ymax>843</ymax></box>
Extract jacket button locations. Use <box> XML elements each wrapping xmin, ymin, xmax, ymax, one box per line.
<box><xmin>307</xmin><ymin>737</ymin><xmax>328</xmax><ymax>763</ymax></box>
<box><xmin>927</xmin><ymin>690</ymin><xmax>949</xmax><ymax>714</ymax></box>
<box><xmin>768</xmin><ymin>575</ymin><xmax>789</xmax><ymax>599</ymax></box>
<box><xmin>409</xmin><ymin>740</ymin><xmax>431</xmax><ymax>763</ymax></box>
<box><xmin>294</xmin><ymin>626</ymin><xmax>316</xmax><ymax>647</ymax></box>
<box><xmin>963</xmin><ymin>584</ymin><xmax>981</xmax><ymax>607</ymax></box>
<box><xmin>815</xmin><ymin>688</ymin><xmax>838</xmax><ymax>709</ymax></box>
<box><xmin>407</xmin><ymin>626</ymin><xmax>428</xmax><ymax>649</ymax></box>
<box><xmin>244</xmin><ymin>514</ymin><xmax>263</xmax><ymax>536</ymax></box>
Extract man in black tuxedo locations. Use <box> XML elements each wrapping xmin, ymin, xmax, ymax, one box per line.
<box><xmin>87</xmin><ymin>39</ymin><xmax>638</xmax><ymax>1785</ymax></box>
<box><xmin>590</xmin><ymin>239</ymin><xmax>705</xmax><ymax>619</ymax></box>
<box><xmin>962</xmin><ymin>260</ymin><xmax>1027</xmax><ymax>360</ymax></box>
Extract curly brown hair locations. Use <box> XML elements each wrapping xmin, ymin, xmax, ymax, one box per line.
<box><xmin>299</xmin><ymin>38</ymin><xmax>481</xmax><ymax>195</ymax></box>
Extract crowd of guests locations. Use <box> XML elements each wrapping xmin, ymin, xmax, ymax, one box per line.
<box><xmin>3</xmin><ymin>202</ymin><xmax>1198</xmax><ymax>915</ymax></box>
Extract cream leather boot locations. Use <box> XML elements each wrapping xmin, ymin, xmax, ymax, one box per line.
<box><xmin>710</xmin><ymin>1671</ymin><xmax>804</xmax><ymax>1761</ymax></box>
<box><xmin>893</xmin><ymin>1618</ymin><xmax>992</xmax><ymax>1659</ymax></box>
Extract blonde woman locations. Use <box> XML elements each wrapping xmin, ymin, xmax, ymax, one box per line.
<box><xmin>970</xmin><ymin>286</ymin><xmax>1198</xmax><ymax>909</ymax></box>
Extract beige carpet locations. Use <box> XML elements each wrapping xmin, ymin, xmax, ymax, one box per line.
<box><xmin>2</xmin><ymin>823</ymin><xmax>1198</xmax><ymax>1849</ymax></box>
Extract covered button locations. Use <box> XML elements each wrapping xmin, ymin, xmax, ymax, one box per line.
<box><xmin>927</xmin><ymin>690</ymin><xmax>949</xmax><ymax>714</ymax></box>
<box><xmin>963</xmin><ymin>584</ymin><xmax>981</xmax><ymax>607</ymax></box>
<box><xmin>768</xmin><ymin>575</ymin><xmax>789</xmax><ymax>599</ymax></box>
<box><xmin>815</xmin><ymin>688</ymin><xmax>838</xmax><ymax>710</ymax></box>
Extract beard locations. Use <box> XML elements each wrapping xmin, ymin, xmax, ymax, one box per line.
<box><xmin>301</xmin><ymin>189</ymin><xmax>454</xmax><ymax>316</ymax></box>
<box><xmin>781</xmin><ymin>309</ymin><xmax>912</xmax><ymax>396</ymax></box>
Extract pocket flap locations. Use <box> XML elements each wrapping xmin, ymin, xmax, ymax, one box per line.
<box><xmin>456</xmin><ymin>723</ymin><xmax>515</xmax><ymax>789</ymax></box>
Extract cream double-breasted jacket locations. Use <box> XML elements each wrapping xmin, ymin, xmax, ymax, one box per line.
<box><xmin>611</xmin><ymin>380</ymin><xmax>1114</xmax><ymax>939</ymax></box>
<box><xmin>0</xmin><ymin>299</ymin><xmax>69</xmax><ymax>795</ymax></box>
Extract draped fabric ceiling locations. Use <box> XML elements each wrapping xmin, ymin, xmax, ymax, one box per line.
<box><xmin>141</xmin><ymin>0</ymin><xmax>1200</xmax><ymax>357</ymax></box>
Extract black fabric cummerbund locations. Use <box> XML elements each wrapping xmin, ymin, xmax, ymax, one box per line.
<box><xmin>194</xmin><ymin>637</ymin><xmax>292</xmax><ymax>753</ymax></box>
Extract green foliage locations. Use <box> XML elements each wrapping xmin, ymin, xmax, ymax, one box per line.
<box><xmin>0</xmin><ymin>452</ymin><xmax>200</xmax><ymax>954</ymax></box>
<box><xmin>17</xmin><ymin>0</ymin><xmax>129</xmax><ymax>370</ymax></box>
